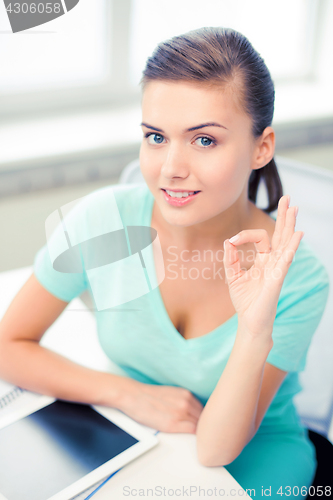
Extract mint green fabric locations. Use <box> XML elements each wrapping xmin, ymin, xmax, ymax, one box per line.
<box><xmin>33</xmin><ymin>183</ymin><xmax>330</xmax><ymax>494</ymax></box>
<box><xmin>224</xmin><ymin>427</ymin><xmax>317</xmax><ymax>498</ymax></box>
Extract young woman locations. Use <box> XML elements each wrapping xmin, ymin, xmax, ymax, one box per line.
<box><xmin>0</xmin><ymin>28</ymin><xmax>329</xmax><ymax>497</ymax></box>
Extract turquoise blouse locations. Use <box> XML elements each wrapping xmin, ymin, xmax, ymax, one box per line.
<box><xmin>33</xmin><ymin>183</ymin><xmax>330</xmax><ymax>434</ymax></box>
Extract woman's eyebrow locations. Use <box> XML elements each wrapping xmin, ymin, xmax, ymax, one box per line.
<box><xmin>140</xmin><ymin>122</ymin><xmax>228</xmax><ymax>132</ymax></box>
<box><xmin>141</xmin><ymin>123</ymin><xmax>163</xmax><ymax>132</ymax></box>
<box><xmin>186</xmin><ymin>122</ymin><xmax>228</xmax><ymax>132</ymax></box>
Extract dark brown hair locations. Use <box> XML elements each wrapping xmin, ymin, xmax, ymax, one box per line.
<box><xmin>140</xmin><ymin>27</ymin><xmax>283</xmax><ymax>214</ymax></box>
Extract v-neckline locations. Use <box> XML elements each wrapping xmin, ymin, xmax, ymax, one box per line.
<box><xmin>143</xmin><ymin>187</ymin><xmax>238</xmax><ymax>350</ymax></box>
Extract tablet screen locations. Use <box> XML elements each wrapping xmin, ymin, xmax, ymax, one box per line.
<box><xmin>0</xmin><ymin>400</ymin><xmax>139</xmax><ymax>500</ymax></box>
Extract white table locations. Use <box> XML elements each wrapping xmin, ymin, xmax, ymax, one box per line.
<box><xmin>0</xmin><ymin>266</ymin><xmax>248</xmax><ymax>499</ymax></box>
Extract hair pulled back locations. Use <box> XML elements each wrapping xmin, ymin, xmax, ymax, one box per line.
<box><xmin>140</xmin><ymin>27</ymin><xmax>283</xmax><ymax>214</ymax></box>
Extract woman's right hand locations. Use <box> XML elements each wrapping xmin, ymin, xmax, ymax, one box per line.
<box><xmin>117</xmin><ymin>379</ymin><xmax>204</xmax><ymax>434</ymax></box>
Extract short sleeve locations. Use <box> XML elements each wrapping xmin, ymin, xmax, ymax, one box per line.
<box><xmin>33</xmin><ymin>245</ymin><xmax>87</xmax><ymax>302</ymax></box>
<box><xmin>266</xmin><ymin>240</ymin><xmax>330</xmax><ymax>372</ymax></box>
<box><xmin>33</xmin><ymin>196</ymin><xmax>90</xmax><ymax>302</ymax></box>
<box><xmin>33</xmin><ymin>183</ymin><xmax>149</xmax><ymax>305</ymax></box>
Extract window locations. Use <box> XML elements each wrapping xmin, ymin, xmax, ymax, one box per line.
<box><xmin>0</xmin><ymin>0</ymin><xmax>330</xmax><ymax>124</ymax></box>
<box><xmin>0</xmin><ymin>0</ymin><xmax>107</xmax><ymax>93</ymax></box>
<box><xmin>129</xmin><ymin>0</ymin><xmax>318</xmax><ymax>86</ymax></box>
<box><xmin>0</xmin><ymin>0</ymin><xmax>136</xmax><ymax>117</ymax></box>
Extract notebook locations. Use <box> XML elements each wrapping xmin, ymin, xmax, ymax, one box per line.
<box><xmin>0</xmin><ymin>380</ymin><xmax>24</xmax><ymax>409</ymax></box>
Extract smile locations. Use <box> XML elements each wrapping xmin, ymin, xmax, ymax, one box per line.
<box><xmin>161</xmin><ymin>189</ymin><xmax>201</xmax><ymax>207</ymax></box>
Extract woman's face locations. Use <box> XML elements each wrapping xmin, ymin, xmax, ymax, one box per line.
<box><xmin>140</xmin><ymin>80</ymin><xmax>260</xmax><ymax>233</ymax></box>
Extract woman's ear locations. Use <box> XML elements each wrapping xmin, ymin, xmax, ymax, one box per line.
<box><xmin>252</xmin><ymin>127</ymin><xmax>275</xmax><ymax>170</ymax></box>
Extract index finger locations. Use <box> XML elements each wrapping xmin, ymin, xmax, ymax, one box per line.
<box><xmin>227</xmin><ymin>229</ymin><xmax>271</xmax><ymax>254</ymax></box>
<box><xmin>223</xmin><ymin>229</ymin><xmax>271</xmax><ymax>283</ymax></box>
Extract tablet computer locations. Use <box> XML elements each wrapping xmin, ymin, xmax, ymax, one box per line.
<box><xmin>0</xmin><ymin>396</ymin><xmax>159</xmax><ymax>500</ymax></box>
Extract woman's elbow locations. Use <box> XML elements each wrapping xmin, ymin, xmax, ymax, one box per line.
<box><xmin>196</xmin><ymin>427</ymin><xmax>257</xmax><ymax>467</ymax></box>
<box><xmin>196</xmin><ymin>443</ymin><xmax>239</xmax><ymax>468</ymax></box>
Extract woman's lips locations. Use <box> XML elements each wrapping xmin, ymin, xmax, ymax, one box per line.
<box><xmin>161</xmin><ymin>189</ymin><xmax>201</xmax><ymax>207</ymax></box>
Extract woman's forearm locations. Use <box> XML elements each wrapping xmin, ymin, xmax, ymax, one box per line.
<box><xmin>196</xmin><ymin>328</ymin><xmax>273</xmax><ymax>467</ymax></box>
<box><xmin>0</xmin><ymin>339</ymin><xmax>132</xmax><ymax>408</ymax></box>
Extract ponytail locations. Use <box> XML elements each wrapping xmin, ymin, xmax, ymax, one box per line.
<box><xmin>248</xmin><ymin>158</ymin><xmax>283</xmax><ymax>214</ymax></box>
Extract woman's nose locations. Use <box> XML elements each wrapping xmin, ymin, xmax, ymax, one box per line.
<box><xmin>160</xmin><ymin>144</ymin><xmax>189</xmax><ymax>178</ymax></box>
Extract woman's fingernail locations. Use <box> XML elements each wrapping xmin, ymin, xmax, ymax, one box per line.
<box><xmin>295</xmin><ymin>206</ymin><xmax>299</xmax><ymax>217</ymax></box>
<box><xmin>286</xmin><ymin>195</ymin><xmax>290</xmax><ymax>206</ymax></box>
<box><xmin>229</xmin><ymin>234</ymin><xmax>239</xmax><ymax>244</ymax></box>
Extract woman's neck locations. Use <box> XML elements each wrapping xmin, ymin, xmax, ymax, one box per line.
<box><xmin>152</xmin><ymin>195</ymin><xmax>255</xmax><ymax>253</ymax></box>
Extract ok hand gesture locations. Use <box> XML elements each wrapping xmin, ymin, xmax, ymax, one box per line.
<box><xmin>223</xmin><ymin>195</ymin><xmax>304</xmax><ymax>339</ymax></box>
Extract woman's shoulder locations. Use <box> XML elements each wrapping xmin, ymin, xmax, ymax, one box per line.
<box><xmin>282</xmin><ymin>238</ymin><xmax>329</xmax><ymax>295</ymax></box>
<box><xmin>62</xmin><ymin>182</ymin><xmax>151</xmax><ymax>226</ymax></box>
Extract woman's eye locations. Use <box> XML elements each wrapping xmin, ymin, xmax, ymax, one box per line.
<box><xmin>195</xmin><ymin>137</ymin><xmax>215</xmax><ymax>147</ymax></box>
<box><xmin>146</xmin><ymin>133</ymin><xmax>165</xmax><ymax>145</ymax></box>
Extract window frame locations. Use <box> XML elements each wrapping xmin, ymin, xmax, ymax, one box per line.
<box><xmin>0</xmin><ymin>0</ymin><xmax>141</xmax><ymax>121</ymax></box>
<box><xmin>0</xmin><ymin>0</ymin><xmax>325</xmax><ymax>122</ymax></box>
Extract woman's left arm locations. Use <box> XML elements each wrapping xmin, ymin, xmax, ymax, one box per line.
<box><xmin>196</xmin><ymin>334</ymin><xmax>287</xmax><ymax>466</ymax></box>
<box><xmin>196</xmin><ymin>195</ymin><xmax>302</xmax><ymax>466</ymax></box>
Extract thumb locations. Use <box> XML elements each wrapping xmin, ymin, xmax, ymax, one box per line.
<box><xmin>173</xmin><ymin>421</ymin><xmax>197</xmax><ymax>434</ymax></box>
